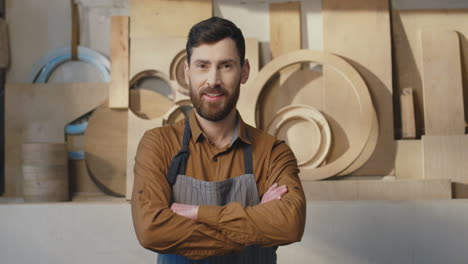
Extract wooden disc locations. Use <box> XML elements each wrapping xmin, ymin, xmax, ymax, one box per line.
<box><xmin>266</xmin><ymin>104</ymin><xmax>331</xmax><ymax>170</ymax></box>
<box><xmin>170</xmin><ymin>50</ymin><xmax>189</xmax><ymax>96</ymax></box>
<box><xmin>237</xmin><ymin>50</ymin><xmax>374</xmax><ymax>180</ymax></box>
<box><xmin>84</xmin><ymin>89</ymin><xmax>173</xmax><ymax>196</ymax></box>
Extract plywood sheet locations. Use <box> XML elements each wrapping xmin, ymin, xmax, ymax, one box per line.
<box><xmin>423</xmin><ymin>135</ymin><xmax>468</xmax><ymax>198</ymax></box>
<box><xmin>109</xmin><ymin>16</ymin><xmax>129</xmax><ymax>109</ymax></box>
<box><xmin>323</xmin><ymin>0</ymin><xmax>394</xmax><ymax>176</ymax></box>
<box><xmin>4</xmin><ymin>83</ymin><xmax>108</xmax><ymax>197</ymax></box>
<box><xmin>420</xmin><ymin>30</ymin><xmax>465</xmax><ymax>135</ymax></box>
<box><xmin>259</xmin><ymin>1</ymin><xmax>301</xmax><ymax>129</ymax></box>
<box><xmin>392</xmin><ymin>9</ymin><xmax>468</xmax><ymax>137</ymax></box>
<box><xmin>130</xmin><ymin>0</ymin><xmax>212</xmax><ymax>39</ymax></box>
<box><xmin>395</xmin><ymin>139</ymin><xmax>423</xmax><ymax>180</ymax></box>
<box><xmin>302</xmin><ymin>179</ymin><xmax>451</xmax><ymax>201</ymax></box>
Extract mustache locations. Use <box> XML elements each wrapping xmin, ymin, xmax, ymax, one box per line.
<box><xmin>198</xmin><ymin>85</ymin><xmax>228</xmax><ymax>96</ymax></box>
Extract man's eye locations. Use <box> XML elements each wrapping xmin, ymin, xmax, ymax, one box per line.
<box><xmin>197</xmin><ymin>64</ymin><xmax>206</xmax><ymax>69</ymax></box>
<box><xmin>221</xmin><ymin>64</ymin><xmax>232</xmax><ymax>70</ymax></box>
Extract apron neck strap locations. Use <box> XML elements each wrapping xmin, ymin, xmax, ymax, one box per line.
<box><xmin>166</xmin><ymin>118</ymin><xmax>191</xmax><ymax>185</ymax></box>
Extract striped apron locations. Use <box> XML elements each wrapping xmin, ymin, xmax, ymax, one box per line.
<box><xmin>157</xmin><ymin>119</ymin><xmax>276</xmax><ymax>264</ymax></box>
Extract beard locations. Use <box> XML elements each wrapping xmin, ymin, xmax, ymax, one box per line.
<box><xmin>189</xmin><ymin>80</ymin><xmax>241</xmax><ymax>122</ymax></box>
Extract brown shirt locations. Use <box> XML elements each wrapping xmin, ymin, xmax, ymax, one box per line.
<box><xmin>131</xmin><ymin>110</ymin><xmax>306</xmax><ymax>260</ymax></box>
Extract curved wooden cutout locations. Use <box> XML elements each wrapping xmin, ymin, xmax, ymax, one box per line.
<box><xmin>237</xmin><ymin>50</ymin><xmax>374</xmax><ymax>180</ymax></box>
<box><xmin>266</xmin><ymin>104</ymin><xmax>331</xmax><ymax>171</ymax></box>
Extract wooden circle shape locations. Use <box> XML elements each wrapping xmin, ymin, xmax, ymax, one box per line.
<box><xmin>170</xmin><ymin>50</ymin><xmax>189</xmax><ymax>96</ymax></box>
<box><xmin>239</xmin><ymin>50</ymin><xmax>374</xmax><ymax>180</ymax></box>
<box><xmin>84</xmin><ymin>89</ymin><xmax>173</xmax><ymax>196</ymax></box>
<box><xmin>164</xmin><ymin>99</ymin><xmax>193</xmax><ymax>125</ymax></box>
<box><xmin>130</xmin><ymin>70</ymin><xmax>176</xmax><ymax>101</ymax></box>
<box><xmin>338</xmin><ymin>107</ymin><xmax>379</xmax><ymax>175</ymax></box>
<box><xmin>266</xmin><ymin>105</ymin><xmax>331</xmax><ymax>169</ymax></box>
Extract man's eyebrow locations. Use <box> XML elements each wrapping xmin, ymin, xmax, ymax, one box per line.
<box><xmin>193</xmin><ymin>59</ymin><xmax>210</xmax><ymax>64</ymax></box>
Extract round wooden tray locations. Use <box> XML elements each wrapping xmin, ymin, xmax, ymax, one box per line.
<box><xmin>238</xmin><ymin>50</ymin><xmax>374</xmax><ymax>180</ymax></box>
<box><xmin>266</xmin><ymin>104</ymin><xmax>331</xmax><ymax>170</ymax></box>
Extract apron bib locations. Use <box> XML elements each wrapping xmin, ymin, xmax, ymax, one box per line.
<box><xmin>157</xmin><ymin>119</ymin><xmax>276</xmax><ymax>264</ymax></box>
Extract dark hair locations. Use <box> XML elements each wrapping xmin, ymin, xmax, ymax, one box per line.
<box><xmin>186</xmin><ymin>16</ymin><xmax>245</xmax><ymax>66</ymax></box>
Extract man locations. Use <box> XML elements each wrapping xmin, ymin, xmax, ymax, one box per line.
<box><xmin>131</xmin><ymin>17</ymin><xmax>306</xmax><ymax>263</ymax></box>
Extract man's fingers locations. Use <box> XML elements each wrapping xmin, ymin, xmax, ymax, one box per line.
<box><xmin>261</xmin><ymin>185</ymin><xmax>288</xmax><ymax>203</ymax></box>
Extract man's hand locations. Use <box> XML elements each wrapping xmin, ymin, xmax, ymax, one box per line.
<box><xmin>261</xmin><ymin>183</ymin><xmax>288</xmax><ymax>204</ymax></box>
<box><xmin>171</xmin><ymin>203</ymin><xmax>199</xmax><ymax>220</ymax></box>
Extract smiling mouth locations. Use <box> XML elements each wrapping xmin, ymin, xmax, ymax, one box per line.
<box><xmin>203</xmin><ymin>93</ymin><xmax>224</xmax><ymax>102</ymax></box>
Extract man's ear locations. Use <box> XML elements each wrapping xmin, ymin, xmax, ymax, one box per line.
<box><xmin>184</xmin><ymin>59</ymin><xmax>190</xmax><ymax>85</ymax></box>
<box><xmin>240</xmin><ymin>58</ymin><xmax>250</xmax><ymax>84</ymax></box>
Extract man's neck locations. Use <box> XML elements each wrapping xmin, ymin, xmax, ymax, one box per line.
<box><xmin>194</xmin><ymin>109</ymin><xmax>238</xmax><ymax>149</ymax></box>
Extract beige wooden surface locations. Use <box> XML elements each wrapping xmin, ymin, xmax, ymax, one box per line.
<box><xmin>85</xmin><ymin>89</ymin><xmax>174</xmax><ymax>197</ymax></box>
<box><xmin>22</xmin><ymin>143</ymin><xmax>69</xmax><ymax>202</ymax></box>
<box><xmin>400</xmin><ymin>88</ymin><xmax>416</xmax><ymax>139</ymax></box>
<box><xmin>109</xmin><ymin>16</ymin><xmax>129</xmax><ymax>109</ymax></box>
<box><xmin>395</xmin><ymin>139</ymin><xmax>423</xmax><ymax>180</ymax></box>
<box><xmin>259</xmin><ymin>1</ymin><xmax>301</xmax><ymax>129</ymax></box>
<box><xmin>420</xmin><ymin>30</ymin><xmax>465</xmax><ymax>135</ymax></box>
<box><xmin>423</xmin><ymin>135</ymin><xmax>468</xmax><ymax>198</ymax></box>
<box><xmin>302</xmin><ymin>179</ymin><xmax>451</xmax><ymax>201</ymax></box>
<box><xmin>238</xmin><ymin>50</ymin><xmax>374</xmax><ymax>180</ymax></box>
<box><xmin>323</xmin><ymin>0</ymin><xmax>394</xmax><ymax>176</ymax></box>
<box><xmin>392</xmin><ymin>9</ymin><xmax>468</xmax><ymax>137</ymax></box>
<box><xmin>130</xmin><ymin>0</ymin><xmax>212</xmax><ymax>39</ymax></box>
<box><xmin>4</xmin><ymin>83</ymin><xmax>108</xmax><ymax>197</ymax></box>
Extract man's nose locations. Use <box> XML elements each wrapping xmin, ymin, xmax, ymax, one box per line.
<box><xmin>207</xmin><ymin>67</ymin><xmax>221</xmax><ymax>87</ymax></box>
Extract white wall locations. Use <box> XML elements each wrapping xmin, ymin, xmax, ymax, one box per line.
<box><xmin>2</xmin><ymin>201</ymin><xmax>468</xmax><ymax>264</ymax></box>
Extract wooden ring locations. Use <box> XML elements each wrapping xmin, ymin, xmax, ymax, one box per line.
<box><xmin>129</xmin><ymin>69</ymin><xmax>177</xmax><ymax>101</ymax></box>
<box><xmin>169</xmin><ymin>50</ymin><xmax>190</xmax><ymax>96</ymax></box>
<box><xmin>238</xmin><ymin>50</ymin><xmax>373</xmax><ymax>180</ymax></box>
<box><xmin>266</xmin><ymin>104</ymin><xmax>331</xmax><ymax>169</ymax></box>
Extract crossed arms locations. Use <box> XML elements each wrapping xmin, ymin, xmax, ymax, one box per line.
<box><xmin>131</xmin><ymin>130</ymin><xmax>306</xmax><ymax>260</ymax></box>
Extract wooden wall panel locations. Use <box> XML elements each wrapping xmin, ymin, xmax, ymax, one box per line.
<box><xmin>302</xmin><ymin>179</ymin><xmax>451</xmax><ymax>201</ymax></box>
<box><xmin>4</xmin><ymin>83</ymin><xmax>108</xmax><ymax>197</ymax></box>
<box><xmin>323</xmin><ymin>0</ymin><xmax>394</xmax><ymax>176</ymax></box>
<box><xmin>392</xmin><ymin>9</ymin><xmax>468</xmax><ymax>137</ymax></box>
<box><xmin>130</xmin><ymin>0</ymin><xmax>212</xmax><ymax>39</ymax></box>
<box><xmin>420</xmin><ymin>30</ymin><xmax>465</xmax><ymax>135</ymax></box>
<box><xmin>423</xmin><ymin>135</ymin><xmax>468</xmax><ymax>198</ymax></box>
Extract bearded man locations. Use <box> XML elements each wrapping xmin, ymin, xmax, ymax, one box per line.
<box><xmin>131</xmin><ymin>16</ymin><xmax>306</xmax><ymax>264</ymax></box>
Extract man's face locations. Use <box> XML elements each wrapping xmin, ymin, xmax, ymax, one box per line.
<box><xmin>185</xmin><ymin>38</ymin><xmax>249</xmax><ymax>122</ymax></box>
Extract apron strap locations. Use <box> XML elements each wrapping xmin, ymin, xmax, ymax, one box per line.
<box><xmin>166</xmin><ymin>118</ymin><xmax>191</xmax><ymax>185</ymax></box>
<box><xmin>243</xmin><ymin>134</ymin><xmax>254</xmax><ymax>175</ymax></box>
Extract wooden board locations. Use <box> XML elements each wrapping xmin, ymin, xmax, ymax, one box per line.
<box><xmin>0</xmin><ymin>18</ymin><xmax>9</xmax><ymax>68</ymax></box>
<box><xmin>395</xmin><ymin>139</ymin><xmax>423</xmax><ymax>180</ymax></box>
<box><xmin>109</xmin><ymin>16</ymin><xmax>129</xmax><ymax>109</ymax></box>
<box><xmin>237</xmin><ymin>50</ymin><xmax>374</xmax><ymax>181</ymax></box>
<box><xmin>392</xmin><ymin>9</ymin><xmax>468</xmax><ymax>137</ymax></box>
<box><xmin>423</xmin><ymin>135</ymin><xmax>468</xmax><ymax>199</ymax></box>
<box><xmin>85</xmin><ymin>89</ymin><xmax>174</xmax><ymax>196</ymax></box>
<box><xmin>400</xmin><ymin>88</ymin><xmax>416</xmax><ymax>139</ymax></box>
<box><xmin>259</xmin><ymin>2</ymin><xmax>301</xmax><ymax>129</ymax></box>
<box><xmin>420</xmin><ymin>30</ymin><xmax>465</xmax><ymax>135</ymax></box>
<box><xmin>302</xmin><ymin>179</ymin><xmax>451</xmax><ymax>201</ymax></box>
<box><xmin>323</xmin><ymin>0</ymin><xmax>394</xmax><ymax>176</ymax></box>
<box><xmin>130</xmin><ymin>0</ymin><xmax>212</xmax><ymax>39</ymax></box>
<box><xmin>4</xmin><ymin>83</ymin><xmax>108</xmax><ymax>197</ymax></box>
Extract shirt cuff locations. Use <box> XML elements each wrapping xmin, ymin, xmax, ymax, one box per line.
<box><xmin>197</xmin><ymin>205</ymin><xmax>221</xmax><ymax>228</ymax></box>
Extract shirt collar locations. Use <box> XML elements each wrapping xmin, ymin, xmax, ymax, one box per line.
<box><xmin>188</xmin><ymin>110</ymin><xmax>252</xmax><ymax>145</ymax></box>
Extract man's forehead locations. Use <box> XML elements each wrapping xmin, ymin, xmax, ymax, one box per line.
<box><xmin>190</xmin><ymin>38</ymin><xmax>240</xmax><ymax>62</ymax></box>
